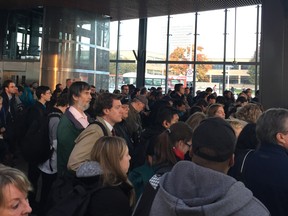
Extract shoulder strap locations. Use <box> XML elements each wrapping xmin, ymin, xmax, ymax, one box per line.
<box><xmin>89</xmin><ymin>121</ymin><xmax>108</xmax><ymax>136</ymax></box>
<box><xmin>132</xmin><ymin>174</ymin><xmax>162</xmax><ymax>216</ymax></box>
<box><xmin>48</xmin><ymin>112</ymin><xmax>62</xmax><ymax>119</ymax></box>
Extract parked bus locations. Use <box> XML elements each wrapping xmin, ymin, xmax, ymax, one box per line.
<box><xmin>121</xmin><ymin>72</ymin><xmax>187</xmax><ymax>90</ymax></box>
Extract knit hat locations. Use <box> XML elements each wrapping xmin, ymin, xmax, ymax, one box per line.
<box><xmin>192</xmin><ymin>117</ymin><xmax>236</xmax><ymax>162</ymax></box>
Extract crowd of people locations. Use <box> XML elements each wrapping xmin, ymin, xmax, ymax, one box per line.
<box><xmin>0</xmin><ymin>78</ymin><xmax>287</xmax><ymax>216</ymax></box>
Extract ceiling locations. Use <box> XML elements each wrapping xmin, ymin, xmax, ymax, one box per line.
<box><xmin>0</xmin><ymin>0</ymin><xmax>262</xmax><ymax>21</ymax></box>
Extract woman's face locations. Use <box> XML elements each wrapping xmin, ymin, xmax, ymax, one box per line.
<box><xmin>119</xmin><ymin>147</ymin><xmax>131</xmax><ymax>174</ymax></box>
<box><xmin>0</xmin><ymin>184</ymin><xmax>32</xmax><ymax>216</ymax></box>
<box><xmin>215</xmin><ymin>106</ymin><xmax>225</xmax><ymax>119</ymax></box>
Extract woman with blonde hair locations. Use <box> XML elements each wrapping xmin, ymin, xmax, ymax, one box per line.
<box><xmin>186</xmin><ymin>112</ymin><xmax>206</xmax><ymax>132</ymax></box>
<box><xmin>235</xmin><ymin>103</ymin><xmax>263</xmax><ymax>123</ymax></box>
<box><xmin>76</xmin><ymin>136</ymin><xmax>135</xmax><ymax>216</ymax></box>
<box><xmin>207</xmin><ymin>103</ymin><xmax>226</xmax><ymax>119</ymax></box>
<box><xmin>0</xmin><ymin>165</ymin><xmax>32</xmax><ymax>216</ymax></box>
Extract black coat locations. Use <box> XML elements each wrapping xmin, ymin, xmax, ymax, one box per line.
<box><xmin>243</xmin><ymin>143</ymin><xmax>288</xmax><ymax>216</ymax></box>
<box><xmin>81</xmin><ymin>176</ymin><xmax>133</xmax><ymax>216</ymax></box>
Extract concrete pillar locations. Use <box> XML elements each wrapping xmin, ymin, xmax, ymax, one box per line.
<box><xmin>40</xmin><ymin>7</ymin><xmax>110</xmax><ymax>91</ymax></box>
<box><xmin>260</xmin><ymin>0</ymin><xmax>288</xmax><ymax>109</ymax></box>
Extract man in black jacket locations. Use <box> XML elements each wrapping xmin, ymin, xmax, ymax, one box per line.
<box><xmin>0</xmin><ymin>80</ymin><xmax>18</xmax><ymax>156</ymax></box>
<box><xmin>25</xmin><ymin>85</ymin><xmax>52</xmax><ymax>213</ymax></box>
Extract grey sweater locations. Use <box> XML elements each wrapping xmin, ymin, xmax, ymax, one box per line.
<box><xmin>149</xmin><ymin>161</ymin><xmax>270</xmax><ymax>216</ymax></box>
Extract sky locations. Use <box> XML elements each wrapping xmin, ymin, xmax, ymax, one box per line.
<box><xmin>110</xmin><ymin>5</ymin><xmax>261</xmax><ymax>61</ymax></box>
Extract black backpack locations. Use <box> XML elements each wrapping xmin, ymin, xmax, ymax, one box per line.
<box><xmin>20</xmin><ymin>106</ymin><xmax>54</xmax><ymax>165</ymax></box>
<box><xmin>46</xmin><ymin>182</ymin><xmax>104</xmax><ymax>216</ymax></box>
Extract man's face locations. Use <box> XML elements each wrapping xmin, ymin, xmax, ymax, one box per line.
<box><xmin>208</xmin><ymin>98</ymin><xmax>216</xmax><ymax>104</ymax></box>
<box><xmin>136</xmin><ymin>101</ymin><xmax>145</xmax><ymax>113</ymax></box>
<box><xmin>165</xmin><ymin>114</ymin><xmax>179</xmax><ymax>128</ymax></box>
<box><xmin>184</xmin><ymin>88</ymin><xmax>190</xmax><ymax>95</ymax></box>
<box><xmin>121</xmin><ymin>86</ymin><xmax>129</xmax><ymax>95</ymax></box>
<box><xmin>5</xmin><ymin>82</ymin><xmax>16</xmax><ymax>95</ymax></box>
<box><xmin>179</xmin><ymin>85</ymin><xmax>185</xmax><ymax>95</ymax></box>
<box><xmin>67</xmin><ymin>79</ymin><xmax>73</xmax><ymax>88</ymax></box>
<box><xmin>104</xmin><ymin>99</ymin><xmax>123</xmax><ymax>125</ymax></box>
<box><xmin>42</xmin><ymin>90</ymin><xmax>52</xmax><ymax>102</ymax></box>
<box><xmin>90</xmin><ymin>87</ymin><xmax>96</xmax><ymax>94</ymax></box>
<box><xmin>121</xmin><ymin>104</ymin><xmax>129</xmax><ymax>119</ymax></box>
<box><xmin>177</xmin><ymin>104</ymin><xmax>186</xmax><ymax>112</ymax></box>
<box><xmin>74</xmin><ymin>89</ymin><xmax>92</xmax><ymax>111</ymax></box>
<box><xmin>247</xmin><ymin>90</ymin><xmax>252</xmax><ymax>98</ymax></box>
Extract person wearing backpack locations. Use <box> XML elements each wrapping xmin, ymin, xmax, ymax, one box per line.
<box><xmin>47</xmin><ymin>136</ymin><xmax>135</xmax><ymax>216</ymax></box>
<box><xmin>67</xmin><ymin>92</ymin><xmax>123</xmax><ymax>171</ymax></box>
<box><xmin>23</xmin><ymin>85</ymin><xmax>52</xmax><ymax>214</ymax></box>
<box><xmin>57</xmin><ymin>81</ymin><xmax>92</xmax><ymax>177</ymax></box>
<box><xmin>38</xmin><ymin>93</ymin><xmax>69</xmax><ymax>215</ymax></box>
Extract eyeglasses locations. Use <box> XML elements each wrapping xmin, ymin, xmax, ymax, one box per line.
<box><xmin>185</xmin><ymin>142</ymin><xmax>192</xmax><ymax>148</ymax></box>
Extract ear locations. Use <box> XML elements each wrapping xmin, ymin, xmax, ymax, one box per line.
<box><xmin>72</xmin><ymin>94</ymin><xmax>78</xmax><ymax>102</ymax></box>
<box><xmin>228</xmin><ymin>154</ymin><xmax>235</xmax><ymax>168</ymax></box>
<box><xmin>162</xmin><ymin>120</ymin><xmax>170</xmax><ymax>129</ymax></box>
<box><xmin>103</xmin><ymin>108</ymin><xmax>110</xmax><ymax>115</ymax></box>
<box><xmin>276</xmin><ymin>132</ymin><xmax>286</xmax><ymax>145</ymax></box>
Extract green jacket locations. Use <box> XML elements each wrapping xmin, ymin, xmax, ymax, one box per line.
<box><xmin>57</xmin><ymin>111</ymin><xmax>85</xmax><ymax>176</ymax></box>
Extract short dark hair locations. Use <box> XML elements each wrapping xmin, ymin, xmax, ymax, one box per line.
<box><xmin>121</xmin><ymin>85</ymin><xmax>128</xmax><ymax>90</ymax></box>
<box><xmin>155</xmin><ymin>106</ymin><xmax>178</xmax><ymax>125</ymax></box>
<box><xmin>95</xmin><ymin>93</ymin><xmax>122</xmax><ymax>116</ymax></box>
<box><xmin>236</xmin><ymin>96</ymin><xmax>248</xmax><ymax>103</ymax></box>
<box><xmin>68</xmin><ymin>81</ymin><xmax>90</xmax><ymax>106</ymax></box>
<box><xmin>36</xmin><ymin>86</ymin><xmax>50</xmax><ymax>99</ymax></box>
<box><xmin>56</xmin><ymin>93</ymin><xmax>69</xmax><ymax>107</ymax></box>
<box><xmin>206</xmin><ymin>87</ymin><xmax>213</xmax><ymax>93</ymax></box>
<box><xmin>2</xmin><ymin>80</ymin><xmax>14</xmax><ymax>89</ymax></box>
<box><xmin>207</xmin><ymin>94</ymin><xmax>216</xmax><ymax>101</ymax></box>
<box><xmin>173</xmin><ymin>99</ymin><xmax>185</xmax><ymax>107</ymax></box>
<box><xmin>55</xmin><ymin>83</ymin><xmax>62</xmax><ymax>90</ymax></box>
<box><xmin>174</xmin><ymin>83</ymin><xmax>183</xmax><ymax>92</ymax></box>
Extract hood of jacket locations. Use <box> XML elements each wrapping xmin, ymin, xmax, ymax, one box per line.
<box><xmin>150</xmin><ymin>161</ymin><xmax>258</xmax><ymax>216</ymax></box>
<box><xmin>76</xmin><ymin>161</ymin><xmax>103</xmax><ymax>178</ymax></box>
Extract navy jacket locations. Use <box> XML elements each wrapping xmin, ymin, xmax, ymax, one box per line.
<box><xmin>243</xmin><ymin>143</ymin><xmax>288</xmax><ymax>216</ymax></box>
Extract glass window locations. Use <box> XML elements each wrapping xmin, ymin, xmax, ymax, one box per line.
<box><xmin>110</xmin><ymin>21</ymin><xmax>119</xmax><ymax>60</ymax></box>
<box><xmin>168</xmin><ymin>64</ymin><xmax>190</xmax><ymax>90</ymax></box>
<box><xmin>197</xmin><ymin>9</ymin><xmax>225</xmax><ymax>62</ymax></box>
<box><xmin>118</xmin><ymin>19</ymin><xmax>139</xmax><ymax>60</ymax></box>
<box><xmin>226</xmin><ymin>6</ymin><xmax>258</xmax><ymax>62</ymax></box>
<box><xmin>169</xmin><ymin>13</ymin><xmax>195</xmax><ymax>62</ymax></box>
<box><xmin>147</xmin><ymin>16</ymin><xmax>168</xmax><ymax>61</ymax></box>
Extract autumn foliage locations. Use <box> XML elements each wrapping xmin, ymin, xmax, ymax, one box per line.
<box><xmin>169</xmin><ymin>45</ymin><xmax>211</xmax><ymax>82</ymax></box>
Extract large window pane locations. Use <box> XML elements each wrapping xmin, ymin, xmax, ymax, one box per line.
<box><xmin>226</xmin><ymin>6</ymin><xmax>258</xmax><ymax>62</ymax></box>
<box><xmin>197</xmin><ymin>10</ymin><xmax>225</xmax><ymax>62</ymax></box>
<box><xmin>109</xmin><ymin>21</ymin><xmax>118</xmax><ymax>60</ymax></box>
<box><xmin>119</xmin><ymin>19</ymin><xmax>139</xmax><ymax>60</ymax></box>
<box><xmin>147</xmin><ymin>16</ymin><xmax>168</xmax><ymax>61</ymax></box>
<box><xmin>169</xmin><ymin>13</ymin><xmax>195</xmax><ymax>62</ymax></box>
